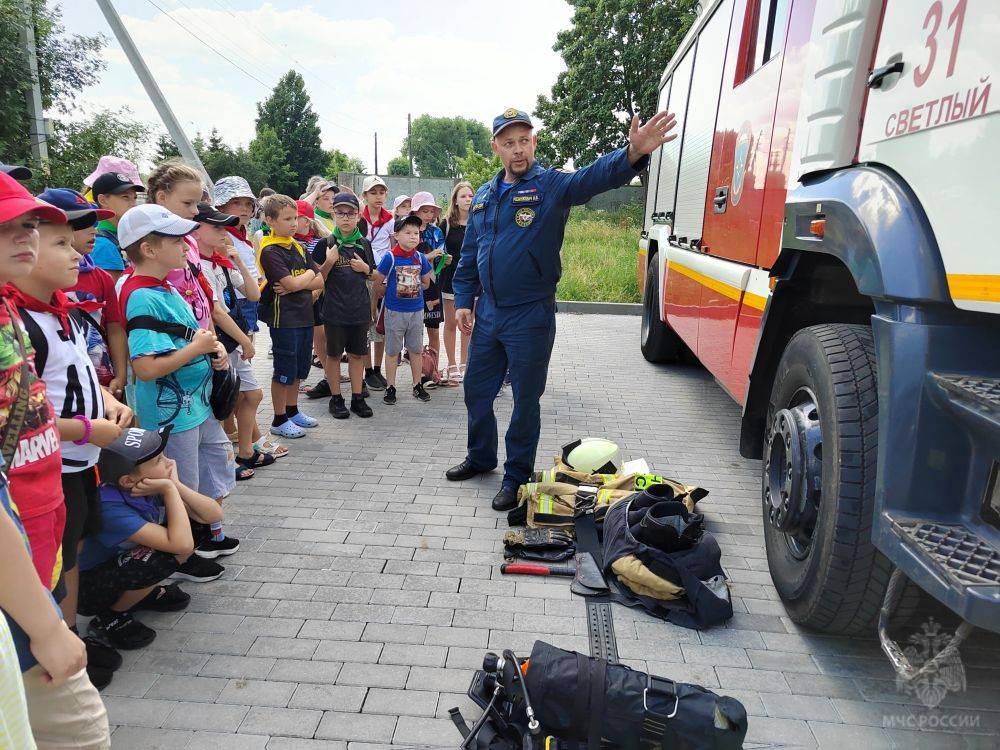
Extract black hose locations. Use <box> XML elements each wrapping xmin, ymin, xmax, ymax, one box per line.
<box><xmin>503</xmin><ymin>650</ymin><xmax>539</xmax><ymax>734</ymax></box>
<box><xmin>460</xmin><ymin>687</ymin><xmax>500</xmax><ymax>750</ymax></box>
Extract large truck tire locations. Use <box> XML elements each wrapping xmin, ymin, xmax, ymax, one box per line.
<box><xmin>640</xmin><ymin>253</ymin><xmax>683</xmax><ymax>363</ymax></box>
<box><xmin>762</xmin><ymin>324</ymin><xmax>893</xmax><ymax>635</ymax></box>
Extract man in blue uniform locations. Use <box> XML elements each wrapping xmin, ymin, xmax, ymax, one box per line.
<box><xmin>446</xmin><ymin>107</ymin><xmax>677</xmax><ymax>510</ymax></box>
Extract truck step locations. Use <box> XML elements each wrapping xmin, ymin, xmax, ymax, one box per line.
<box><xmin>932</xmin><ymin>374</ymin><xmax>1000</xmax><ymax>418</ymax></box>
<box><xmin>891</xmin><ymin>519</ymin><xmax>1000</xmax><ymax>587</ymax></box>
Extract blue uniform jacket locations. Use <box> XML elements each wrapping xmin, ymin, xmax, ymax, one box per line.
<box><xmin>452</xmin><ymin>146</ymin><xmax>647</xmax><ymax>310</ymax></box>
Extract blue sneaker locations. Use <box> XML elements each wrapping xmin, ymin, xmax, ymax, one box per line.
<box><xmin>270</xmin><ymin>421</ymin><xmax>306</xmax><ymax>439</ymax></box>
<box><xmin>289</xmin><ymin>412</ymin><xmax>319</xmax><ymax>428</ymax></box>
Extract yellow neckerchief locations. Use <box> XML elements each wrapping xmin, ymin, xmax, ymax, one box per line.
<box><xmin>256</xmin><ymin>235</ymin><xmax>306</xmax><ymax>292</ymax></box>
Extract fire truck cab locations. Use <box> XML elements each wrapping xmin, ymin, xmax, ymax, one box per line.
<box><xmin>638</xmin><ymin>0</ymin><xmax>1000</xmax><ymax>651</ymax></box>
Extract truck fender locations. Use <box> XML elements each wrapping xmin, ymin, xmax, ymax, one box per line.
<box><xmin>739</xmin><ymin>165</ymin><xmax>949</xmax><ymax>458</ymax></box>
<box><xmin>777</xmin><ymin>165</ymin><xmax>950</xmax><ymax>303</ymax></box>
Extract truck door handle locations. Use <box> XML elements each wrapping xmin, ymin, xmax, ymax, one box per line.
<box><xmin>713</xmin><ymin>186</ymin><xmax>728</xmax><ymax>214</ymax></box>
<box><xmin>867</xmin><ymin>61</ymin><xmax>904</xmax><ymax>89</ymax></box>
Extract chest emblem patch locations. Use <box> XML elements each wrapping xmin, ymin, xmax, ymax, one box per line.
<box><xmin>514</xmin><ymin>207</ymin><xmax>535</xmax><ymax>227</ymax></box>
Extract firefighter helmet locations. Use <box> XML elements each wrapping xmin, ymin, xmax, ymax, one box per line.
<box><xmin>561</xmin><ymin>438</ymin><xmax>621</xmax><ymax>475</ymax></box>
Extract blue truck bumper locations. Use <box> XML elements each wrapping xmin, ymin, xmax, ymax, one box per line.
<box><xmin>872</xmin><ymin>308</ymin><xmax>1000</xmax><ymax>631</ymax></box>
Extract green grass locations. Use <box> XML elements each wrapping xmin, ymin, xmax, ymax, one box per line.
<box><xmin>557</xmin><ymin>203</ymin><xmax>643</xmax><ymax>303</ymax></box>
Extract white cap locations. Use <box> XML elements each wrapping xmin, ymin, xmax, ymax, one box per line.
<box><xmin>362</xmin><ymin>175</ymin><xmax>388</xmax><ymax>193</ymax></box>
<box><xmin>118</xmin><ymin>204</ymin><xmax>198</xmax><ymax>248</ymax></box>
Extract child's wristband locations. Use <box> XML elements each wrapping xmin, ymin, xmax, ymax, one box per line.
<box><xmin>72</xmin><ymin>415</ymin><xmax>93</xmax><ymax>445</ymax></box>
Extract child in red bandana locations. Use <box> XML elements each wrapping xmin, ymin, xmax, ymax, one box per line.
<box><xmin>193</xmin><ymin>204</ymin><xmax>272</xmax><ymax>482</ymax></box>
<box><xmin>11</xmin><ymin>212</ymin><xmax>133</xmax><ymax>690</ymax></box>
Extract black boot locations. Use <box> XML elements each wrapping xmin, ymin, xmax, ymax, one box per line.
<box><xmin>446</xmin><ymin>459</ymin><xmax>494</xmax><ymax>481</ymax></box>
<box><xmin>306</xmin><ymin>378</ymin><xmax>332</xmax><ymax>399</ymax></box>
<box><xmin>492</xmin><ymin>485</ymin><xmax>518</xmax><ymax>512</ymax></box>
<box><xmin>328</xmin><ymin>395</ymin><xmax>349</xmax><ymax>419</ymax></box>
<box><xmin>350</xmin><ymin>394</ymin><xmax>373</xmax><ymax>418</ymax></box>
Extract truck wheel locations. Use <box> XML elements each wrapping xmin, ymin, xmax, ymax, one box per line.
<box><xmin>640</xmin><ymin>253</ymin><xmax>683</xmax><ymax>363</ymax></box>
<box><xmin>762</xmin><ymin>324</ymin><xmax>893</xmax><ymax>635</ymax></box>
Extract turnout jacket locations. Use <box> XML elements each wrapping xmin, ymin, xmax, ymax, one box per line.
<box><xmin>452</xmin><ymin>147</ymin><xmax>647</xmax><ymax>309</ymax></box>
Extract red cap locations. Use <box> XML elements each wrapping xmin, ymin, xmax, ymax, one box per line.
<box><xmin>296</xmin><ymin>200</ymin><xmax>315</xmax><ymax>219</ymax></box>
<box><xmin>0</xmin><ymin>172</ymin><xmax>66</xmax><ymax>225</ymax></box>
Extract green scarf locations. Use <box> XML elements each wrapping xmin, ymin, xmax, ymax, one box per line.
<box><xmin>332</xmin><ymin>226</ymin><xmax>363</xmax><ymax>245</ymax></box>
<box><xmin>96</xmin><ymin>219</ymin><xmax>117</xmax><ymax>234</ymax></box>
<box><xmin>314</xmin><ymin>207</ymin><xmax>331</xmax><ymax>220</ymax></box>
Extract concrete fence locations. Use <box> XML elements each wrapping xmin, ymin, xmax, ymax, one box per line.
<box><xmin>337</xmin><ymin>172</ymin><xmax>644</xmax><ymax>212</ymax></box>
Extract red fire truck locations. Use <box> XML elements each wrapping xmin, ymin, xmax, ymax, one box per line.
<box><xmin>638</xmin><ymin>0</ymin><xmax>999</xmax><ymax>657</ymax></box>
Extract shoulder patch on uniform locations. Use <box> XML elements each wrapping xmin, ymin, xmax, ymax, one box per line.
<box><xmin>514</xmin><ymin>207</ymin><xmax>535</xmax><ymax>227</ymax></box>
<box><xmin>472</xmin><ymin>202</ymin><xmax>486</xmax><ymax>212</ymax></box>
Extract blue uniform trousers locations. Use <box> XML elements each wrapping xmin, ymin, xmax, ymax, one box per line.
<box><xmin>464</xmin><ymin>295</ymin><xmax>557</xmax><ymax>489</ymax></box>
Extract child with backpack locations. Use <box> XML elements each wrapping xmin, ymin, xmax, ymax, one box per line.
<box><xmin>116</xmin><ymin>203</ymin><xmax>239</xmax><ymax>564</ymax></box>
<box><xmin>10</xmin><ymin>210</ymin><xmax>136</xmax><ymax>688</ymax></box>
<box><xmin>376</xmin><ymin>215</ymin><xmax>433</xmax><ymax>404</ymax></box>
<box><xmin>311</xmin><ymin>193</ymin><xmax>376</xmax><ymax>419</ymax></box>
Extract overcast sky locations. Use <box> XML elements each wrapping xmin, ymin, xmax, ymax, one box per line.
<box><xmin>62</xmin><ymin>1</ymin><xmax>574</xmax><ymax>172</ymax></box>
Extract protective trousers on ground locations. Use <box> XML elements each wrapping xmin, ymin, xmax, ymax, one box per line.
<box><xmin>463</xmin><ymin>295</ymin><xmax>556</xmax><ymax>488</ymax></box>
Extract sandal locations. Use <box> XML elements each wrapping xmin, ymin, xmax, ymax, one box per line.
<box><xmin>446</xmin><ymin>365</ymin><xmax>462</xmax><ymax>385</ymax></box>
<box><xmin>255</xmin><ymin>439</ymin><xmax>289</xmax><ymax>459</ymax></box>
<box><xmin>311</xmin><ymin>354</ymin><xmax>323</xmax><ymax>369</ymax></box>
<box><xmin>237</xmin><ymin>449</ymin><xmax>276</xmax><ymax>469</ymax></box>
<box><xmin>235</xmin><ymin>464</ymin><xmax>255</xmax><ymax>481</ymax></box>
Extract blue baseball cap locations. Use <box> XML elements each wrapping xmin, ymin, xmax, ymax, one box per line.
<box><xmin>492</xmin><ymin>108</ymin><xmax>533</xmax><ymax>137</ymax></box>
<box><xmin>36</xmin><ymin>188</ymin><xmax>114</xmax><ymax>230</ymax></box>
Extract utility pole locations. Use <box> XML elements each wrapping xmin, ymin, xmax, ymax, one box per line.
<box><xmin>96</xmin><ymin>0</ymin><xmax>211</xmax><ymax>186</ymax></box>
<box><xmin>374</xmin><ymin>132</ymin><xmax>379</xmax><ymax>175</ymax></box>
<box><xmin>407</xmin><ymin>113</ymin><xmax>413</xmax><ymax>176</ymax></box>
<box><xmin>20</xmin><ymin>6</ymin><xmax>48</xmax><ymax>167</ymax></box>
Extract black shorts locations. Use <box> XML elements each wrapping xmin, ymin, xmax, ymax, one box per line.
<box><xmin>325</xmin><ymin>323</ymin><xmax>368</xmax><ymax>357</ymax></box>
<box><xmin>61</xmin><ymin>467</ymin><xmax>101</xmax><ymax>572</ymax></box>
<box><xmin>78</xmin><ymin>547</ymin><xmax>179</xmax><ymax>615</ymax></box>
<box><xmin>424</xmin><ymin>282</ymin><xmax>443</xmax><ymax>329</ymax></box>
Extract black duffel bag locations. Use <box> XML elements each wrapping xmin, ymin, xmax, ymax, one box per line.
<box><xmin>524</xmin><ymin>641</ymin><xmax>747</xmax><ymax>749</ymax></box>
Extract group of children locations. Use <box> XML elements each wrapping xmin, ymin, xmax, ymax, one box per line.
<box><xmin>0</xmin><ymin>154</ymin><xmax>476</xmax><ymax>747</ymax></box>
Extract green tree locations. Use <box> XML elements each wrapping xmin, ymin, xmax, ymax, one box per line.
<box><xmin>455</xmin><ymin>141</ymin><xmax>501</xmax><ymax>191</ymax></box>
<box><xmin>401</xmin><ymin>115</ymin><xmax>491</xmax><ymax>177</ymax></box>
<box><xmin>0</xmin><ymin>0</ymin><xmax>106</xmax><ymax>170</ymax></box>
<box><xmin>249</xmin><ymin>126</ymin><xmax>295</xmax><ymax>194</ymax></box>
<box><xmin>534</xmin><ymin>0</ymin><xmax>698</xmax><ymax>175</ymax></box>
<box><xmin>325</xmin><ymin>148</ymin><xmax>365</xmax><ymax>178</ymax></box>
<box><xmin>153</xmin><ymin>133</ymin><xmax>180</xmax><ymax>163</ymax></box>
<box><xmin>386</xmin><ymin>155</ymin><xmax>410</xmax><ymax>176</ymax></box>
<box><xmin>45</xmin><ymin>108</ymin><xmax>150</xmax><ymax>190</ymax></box>
<box><xmin>255</xmin><ymin>70</ymin><xmax>327</xmax><ymax>194</ymax></box>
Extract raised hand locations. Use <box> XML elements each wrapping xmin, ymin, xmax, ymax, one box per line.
<box><xmin>627</xmin><ymin>111</ymin><xmax>678</xmax><ymax>163</ymax></box>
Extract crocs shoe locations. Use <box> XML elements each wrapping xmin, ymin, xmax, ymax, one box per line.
<box><xmin>271</xmin><ymin>421</ymin><xmax>306</xmax><ymax>439</ymax></box>
<box><xmin>289</xmin><ymin>412</ymin><xmax>319</xmax><ymax>428</ymax></box>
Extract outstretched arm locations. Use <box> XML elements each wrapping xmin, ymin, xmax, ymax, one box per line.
<box><xmin>558</xmin><ymin>111</ymin><xmax>678</xmax><ymax>207</ymax></box>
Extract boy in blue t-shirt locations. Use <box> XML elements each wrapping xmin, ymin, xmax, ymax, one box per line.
<box><xmin>116</xmin><ymin>204</ymin><xmax>239</xmax><ymax>559</ymax></box>
<box><xmin>375</xmin><ymin>215</ymin><xmax>433</xmax><ymax>405</ymax></box>
<box><xmin>79</xmin><ymin>426</ymin><xmax>226</xmax><ymax>650</ymax></box>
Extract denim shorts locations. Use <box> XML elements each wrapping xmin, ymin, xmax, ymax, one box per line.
<box><xmin>236</xmin><ymin>298</ymin><xmax>259</xmax><ymax>332</ymax></box>
<box><xmin>270</xmin><ymin>326</ymin><xmax>313</xmax><ymax>384</ymax></box>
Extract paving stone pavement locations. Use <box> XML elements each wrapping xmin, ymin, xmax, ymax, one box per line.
<box><xmin>102</xmin><ymin>314</ymin><xmax>1000</xmax><ymax>749</ymax></box>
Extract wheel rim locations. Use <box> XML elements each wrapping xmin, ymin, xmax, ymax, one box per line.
<box><xmin>764</xmin><ymin>387</ymin><xmax>823</xmax><ymax>560</ymax></box>
<box><xmin>641</xmin><ymin>265</ymin><xmax>655</xmax><ymax>347</ymax></box>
